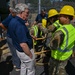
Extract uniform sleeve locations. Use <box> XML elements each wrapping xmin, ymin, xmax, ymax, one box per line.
<box><xmin>48</xmin><ymin>30</ymin><xmax>64</xmax><ymax>50</ymax></box>
<box><xmin>47</xmin><ymin>24</ymin><xmax>57</xmax><ymax>33</ymax></box>
<box><xmin>29</xmin><ymin>27</ymin><xmax>35</xmax><ymax>36</ymax></box>
<box><xmin>38</xmin><ymin>24</ymin><xmax>48</xmax><ymax>34</ymax></box>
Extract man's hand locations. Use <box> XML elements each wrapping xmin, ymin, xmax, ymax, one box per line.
<box><xmin>25</xmin><ymin>22</ymin><xmax>29</xmax><ymax>26</ymax></box>
<box><xmin>20</xmin><ymin>43</ymin><xmax>33</xmax><ymax>59</ymax></box>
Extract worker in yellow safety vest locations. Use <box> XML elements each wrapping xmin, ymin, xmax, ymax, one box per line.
<box><xmin>40</xmin><ymin>9</ymin><xmax>60</xmax><ymax>38</ymax></box>
<box><xmin>46</xmin><ymin>9</ymin><xmax>62</xmax><ymax>33</ymax></box>
<box><xmin>30</xmin><ymin>22</ymin><xmax>44</xmax><ymax>60</ymax></box>
<box><xmin>48</xmin><ymin>5</ymin><xmax>75</xmax><ymax>75</ymax></box>
<box><xmin>42</xmin><ymin>19</ymin><xmax>47</xmax><ymax>28</ymax></box>
<box><xmin>39</xmin><ymin>9</ymin><xmax>61</xmax><ymax>58</ymax></box>
<box><xmin>30</xmin><ymin>23</ymin><xmax>43</xmax><ymax>46</ymax></box>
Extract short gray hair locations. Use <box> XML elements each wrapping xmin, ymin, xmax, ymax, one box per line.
<box><xmin>15</xmin><ymin>3</ymin><xmax>29</xmax><ymax>13</ymax></box>
<box><xmin>9</xmin><ymin>7</ymin><xmax>17</xmax><ymax>13</ymax></box>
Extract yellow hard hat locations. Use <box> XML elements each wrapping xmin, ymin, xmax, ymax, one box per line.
<box><xmin>48</xmin><ymin>9</ymin><xmax>58</xmax><ymax>18</ymax></box>
<box><xmin>42</xmin><ymin>19</ymin><xmax>47</xmax><ymax>28</ymax></box>
<box><xmin>59</xmin><ymin>5</ymin><xmax>74</xmax><ymax>17</ymax></box>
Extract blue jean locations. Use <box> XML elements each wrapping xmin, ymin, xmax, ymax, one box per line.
<box><xmin>7</xmin><ymin>36</ymin><xmax>21</xmax><ymax>68</ymax></box>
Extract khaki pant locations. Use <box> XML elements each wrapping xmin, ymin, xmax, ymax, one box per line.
<box><xmin>16</xmin><ymin>49</ymin><xmax>35</xmax><ymax>75</ymax></box>
<box><xmin>49</xmin><ymin>58</ymin><xmax>68</xmax><ymax>75</ymax></box>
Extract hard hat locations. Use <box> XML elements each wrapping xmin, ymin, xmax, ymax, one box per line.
<box><xmin>42</xmin><ymin>19</ymin><xmax>47</xmax><ymax>28</ymax></box>
<box><xmin>48</xmin><ymin>9</ymin><xmax>58</xmax><ymax>18</ymax></box>
<box><xmin>59</xmin><ymin>5</ymin><xmax>74</xmax><ymax>17</ymax></box>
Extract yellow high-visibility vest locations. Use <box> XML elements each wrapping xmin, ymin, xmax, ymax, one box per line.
<box><xmin>51</xmin><ymin>24</ymin><xmax>75</xmax><ymax>60</ymax></box>
<box><xmin>32</xmin><ymin>25</ymin><xmax>42</xmax><ymax>45</ymax></box>
<box><xmin>32</xmin><ymin>25</ymin><xmax>38</xmax><ymax>45</ymax></box>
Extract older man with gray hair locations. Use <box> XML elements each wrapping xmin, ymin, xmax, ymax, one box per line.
<box><xmin>7</xmin><ymin>3</ymin><xmax>35</xmax><ymax>75</ymax></box>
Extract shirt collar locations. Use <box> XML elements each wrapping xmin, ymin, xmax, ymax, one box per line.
<box><xmin>15</xmin><ymin>16</ymin><xmax>25</xmax><ymax>25</ymax></box>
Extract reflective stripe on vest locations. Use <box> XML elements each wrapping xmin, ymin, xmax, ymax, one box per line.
<box><xmin>32</xmin><ymin>25</ymin><xmax>38</xmax><ymax>45</ymax></box>
<box><xmin>57</xmin><ymin>25</ymin><xmax>75</xmax><ymax>52</ymax></box>
<box><xmin>54</xmin><ymin>21</ymin><xmax>60</xmax><ymax>28</ymax></box>
<box><xmin>32</xmin><ymin>25</ymin><xmax>38</xmax><ymax>37</ymax></box>
<box><xmin>58</xmin><ymin>27</ymin><xmax>68</xmax><ymax>52</ymax></box>
<box><xmin>54</xmin><ymin>20</ymin><xmax>61</xmax><ymax>28</ymax></box>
